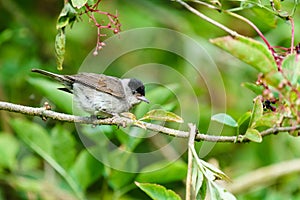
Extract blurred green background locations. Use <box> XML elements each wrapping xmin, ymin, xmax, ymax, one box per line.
<box><xmin>1</xmin><ymin>0</ymin><xmax>300</xmax><ymax>199</ymax></box>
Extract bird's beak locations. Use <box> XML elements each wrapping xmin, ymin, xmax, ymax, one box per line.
<box><xmin>137</xmin><ymin>96</ymin><xmax>150</xmax><ymax>104</ymax></box>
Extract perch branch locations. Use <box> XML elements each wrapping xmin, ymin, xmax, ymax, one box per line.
<box><xmin>0</xmin><ymin>101</ymin><xmax>299</xmax><ymax>143</ymax></box>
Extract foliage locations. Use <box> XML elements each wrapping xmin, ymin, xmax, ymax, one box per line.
<box><xmin>1</xmin><ymin>0</ymin><xmax>300</xmax><ymax>199</ymax></box>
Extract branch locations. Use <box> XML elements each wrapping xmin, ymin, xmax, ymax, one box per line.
<box><xmin>227</xmin><ymin>158</ymin><xmax>300</xmax><ymax>194</ymax></box>
<box><xmin>186</xmin><ymin>123</ymin><xmax>197</xmax><ymax>200</ymax></box>
<box><xmin>0</xmin><ymin>101</ymin><xmax>299</xmax><ymax>143</ymax></box>
<box><xmin>175</xmin><ymin>0</ymin><xmax>238</xmax><ymax>37</ymax></box>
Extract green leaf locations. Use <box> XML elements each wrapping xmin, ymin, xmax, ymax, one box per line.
<box><xmin>136</xmin><ymin>160</ymin><xmax>187</xmax><ymax>184</ymax></box>
<box><xmin>71</xmin><ymin>0</ymin><xmax>87</xmax><ymax>9</ymax></box>
<box><xmin>28</xmin><ymin>77</ymin><xmax>73</xmax><ymax>114</ymax></box>
<box><xmin>107</xmin><ymin>169</ymin><xmax>136</xmax><ymax>191</ymax></box>
<box><xmin>254</xmin><ymin>112</ymin><xmax>281</xmax><ymax>128</ymax></box>
<box><xmin>208</xmin><ymin>181</ymin><xmax>219</xmax><ymax>200</ymax></box>
<box><xmin>250</xmin><ymin>7</ymin><xmax>277</xmax><ymax>28</ymax></box>
<box><xmin>244</xmin><ymin>128</ymin><xmax>262</xmax><ymax>143</ymax></box>
<box><xmin>213</xmin><ymin>183</ymin><xmax>237</xmax><ymax>200</ymax></box>
<box><xmin>237</xmin><ymin>111</ymin><xmax>251</xmax><ymax>127</ymax></box>
<box><xmin>69</xmin><ymin>150</ymin><xmax>104</xmax><ymax>191</ymax></box>
<box><xmin>55</xmin><ymin>2</ymin><xmax>78</xmax><ymax>69</ymax></box>
<box><xmin>198</xmin><ymin>177</ymin><xmax>207</xmax><ymax>200</ymax></box>
<box><xmin>51</xmin><ymin>125</ymin><xmax>76</xmax><ymax>170</ymax></box>
<box><xmin>264</xmin><ymin>70</ymin><xmax>285</xmax><ymax>88</ymax></box>
<box><xmin>135</xmin><ymin>182</ymin><xmax>182</xmax><ymax>200</ymax></box>
<box><xmin>191</xmin><ymin>161</ymin><xmax>205</xmax><ymax>199</ymax></box>
<box><xmin>0</xmin><ymin>133</ymin><xmax>19</xmax><ymax>170</ymax></box>
<box><xmin>211</xmin><ymin>113</ymin><xmax>238</xmax><ymax>127</ymax></box>
<box><xmin>272</xmin><ymin>0</ymin><xmax>282</xmax><ymax>11</ymax></box>
<box><xmin>56</xmin><ymin>3</ymin><xmax>77</xmax><ymax>29</ymax></box>
<box><xmin>199</xmin><ymin>159</ymin><xmax>231</xmax><ymax>182</ymax></box>
<box><xmin>140</xmin><ymin>109</ymin><xmax>184</xmax><ymax>123</ymax></box>
<box><xmin>241</xmin><ymin>82</ymin><xmax>264</xmax><ymax>95</ymax></box>
<box><xmin>87</xmin><ymin>0</ymin><xmax>97</xmax><ymax>5</ymax></box>
<box><xmin>237</xmin><ymin>111</ymin><xmax>251</xmax><ymax>134</ymax></box>
<box><xmin>106</xmin><ymin>150</ymin><xmax>138</xmax><ymax>190</ymax></box>
<box><xmin>210</xmin><ymin>35</ymin><xmax>277</xmax><ymax>74</ymax></box>
<box><xmin>249</xmin><ymin>96</ymin><xmax>264</xmax><ymax>127</ymax></box>
<box><xmin>134</xmin><ymin>85</ymin><xmax>179</xmax><ymax>118</ymax></box>
<box><xmin>11</xmin><ymin>119</ymin><xmax>85</xmax><ymax>199</ymax></box>
<box><xmin>11</xmin><ymin>119</ymin><xmax>52</xmax><ymax>155</ymax></box>
<box><xmin>55</xmin><ymin>29</ymin><xmax>66</xmax><ymax>70</ymax></box>
<box><xmin>281</xmin><ymin>54</ymin><xmax>300</xmax><ymax>85</ymax></box>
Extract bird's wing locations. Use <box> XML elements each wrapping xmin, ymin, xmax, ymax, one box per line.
<box><xmin>66</xmin><ymin>73</ymin><xmax>126</xmax><ymax>98</ymax></box>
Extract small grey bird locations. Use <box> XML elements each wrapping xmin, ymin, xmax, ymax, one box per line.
<box><xmin>31</xmin><ymin>69</ymin><xmax>149</xmax><ymax>117</ymax></box>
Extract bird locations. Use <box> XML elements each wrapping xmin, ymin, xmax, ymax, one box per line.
<box><xmin>31</xmin><ymin>69</ymin><xmax>149</xmax><ymax>117</ymax></box>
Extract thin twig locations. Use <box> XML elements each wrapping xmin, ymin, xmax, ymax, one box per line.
<box><xmin>227</xmin><ymin>158</ymin><xmax>300</xmax><ymax>194</ymax></box>
<box><xmin>186</xmin><ymin>123</ymin><xmax>197</xmax><ymax>200</ymax></box>
<box><xmin>0</xmin><ymin>101</ymin><xmax>299</xmax><ymax>143</ymax></box>
<box><xmin>175</xmin><ymin>0</ymin><xmax>238</xmax><ymax>37</ymax></box>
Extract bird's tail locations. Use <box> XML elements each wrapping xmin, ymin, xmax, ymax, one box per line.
<box><xmin>31</xmin><ymin>69</ymin><xmax>73</xmax><ymax>84</ymax></box>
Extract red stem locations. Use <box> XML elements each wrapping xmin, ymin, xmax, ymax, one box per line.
<box><xmin>290</xmin><ymin>17</ymin><xmax>295</xmax><ymax>54</ymax></box>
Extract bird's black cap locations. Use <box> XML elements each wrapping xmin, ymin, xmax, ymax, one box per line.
<box><xmin>128</xmin><ymin>78</ymin><xmax>145</xmax><ymax>96</ymax></box>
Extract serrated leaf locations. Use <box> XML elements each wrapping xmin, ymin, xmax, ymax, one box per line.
<box><xmin>211</xmin><ymin>113</ymin><xmax>238</xmax><ymax>127</ymax></box>
<box><xmin>136</xmin><ymin>182</ymin><xmax>182</xmax><ymax>200</ymax></box>
<box><xmin>244</xmin><ymin>128</ymin><xmax>262</xmax><ymax>143</ymax></box>
<box><xmin>249</xmin><ymin>96</ymin><xmax>263</xmax><ymax>127</ymax></box>
<box><xmin>241</xmin><ymin>82</ymin><xmax>264</xmax><ymax>95</ymax></box>
<box><xmin>210</xmin><ymin>35</ymin><xmax>277</xmax><ymax>74</ymax></box>
<box><xmin>71</xmin><ymin>0</ymin><xmax>87</xmax><ymax>9</ymax></box>
<box><xmin>140</xmin><ymin>109</ymin><xmax>184</xmax><ymax>123</ymax></box>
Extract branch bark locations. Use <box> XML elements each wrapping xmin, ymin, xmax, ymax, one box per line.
<box><xmin>0</xmin><ymin>101</ymin><xmax>299</xmax><ymax>143</ymax></box>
